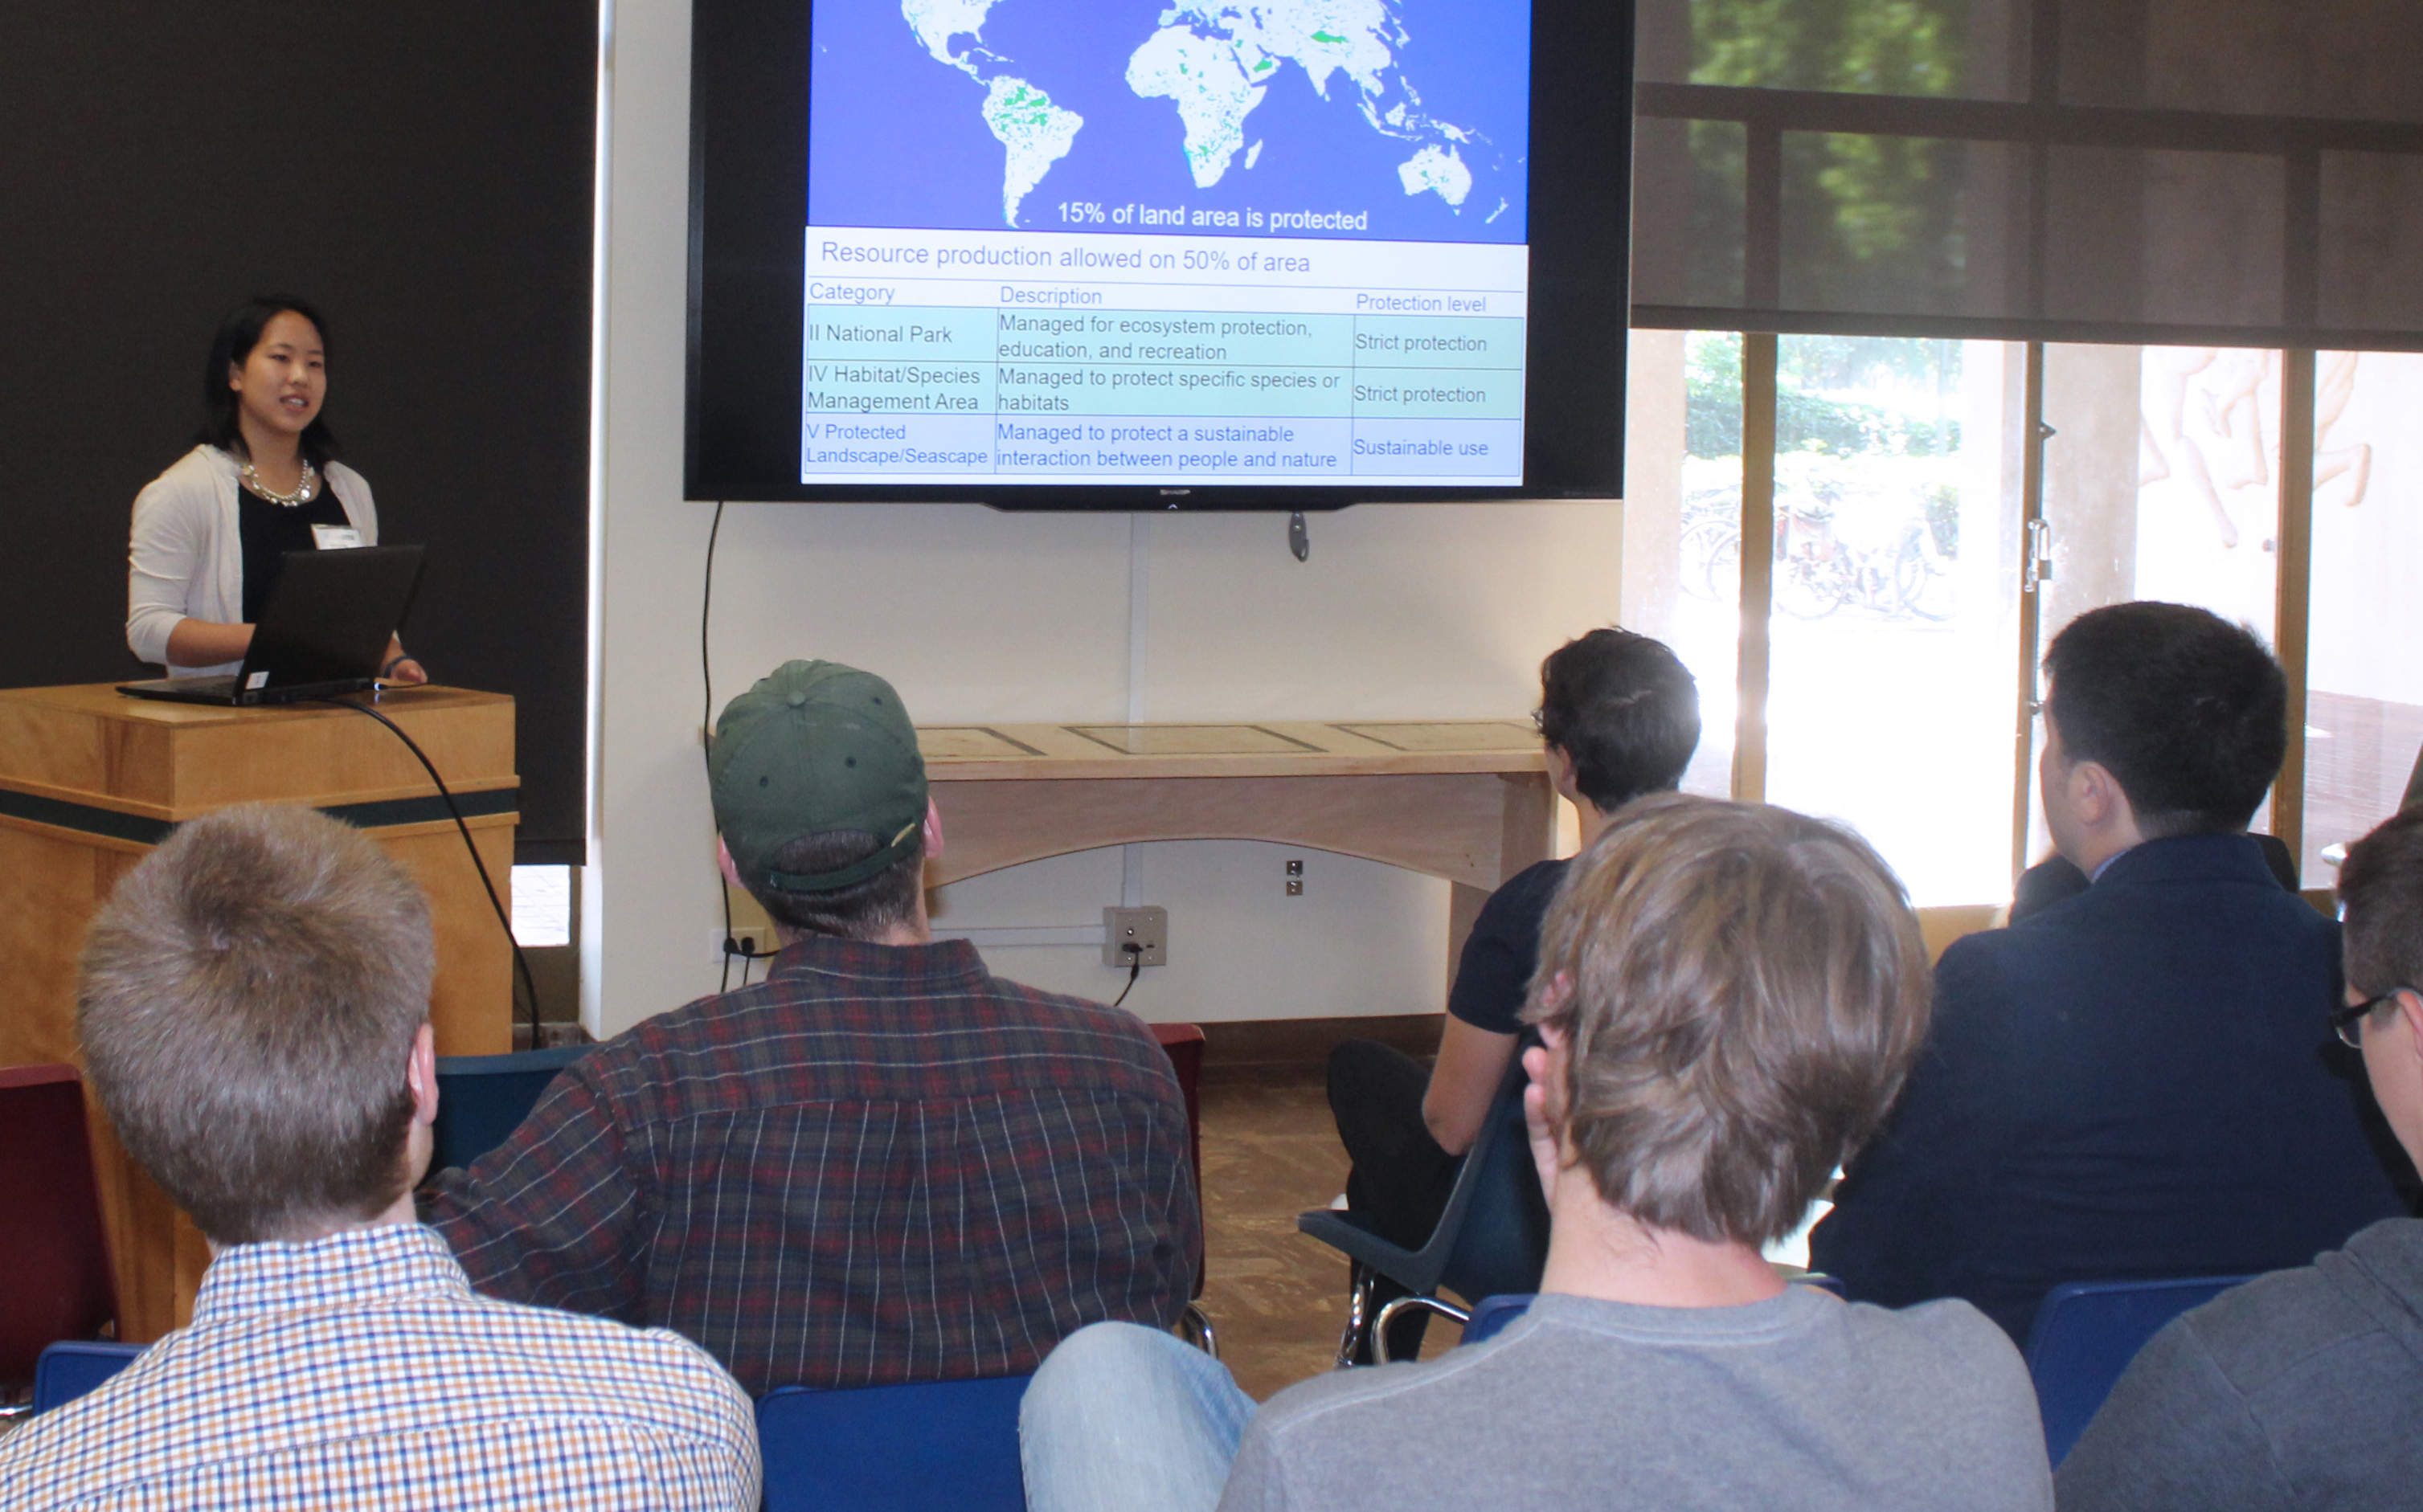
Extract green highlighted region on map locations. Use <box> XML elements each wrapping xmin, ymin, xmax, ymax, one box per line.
<box><xmin>981</xmin><ymin>77</ymin><xmax>1084</xmax><ymax>225</ymax></box>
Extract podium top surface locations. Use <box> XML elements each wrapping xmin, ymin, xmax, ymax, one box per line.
<box><xmin>0</xmin><ymin>682</ymin><xmax>510</xmax><ymax>727</ymax></box>
<box><xmin>915</xmin><ymin>720</ymin><xmax>1549</xmax><ymax>780</ymax></box>
<box><xmin>0</xmin><ymin>684</ymin><xmax>516</xmax><ymax>825</ymax></box>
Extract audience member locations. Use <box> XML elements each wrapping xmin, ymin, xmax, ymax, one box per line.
<box><xmin>1324</xmin><ymin>626</ymin><xmax>1697</xmax><ymax>1358</ymax></box>
<box><xmin>0</xmin><ymin>805</ymin><xmax>756</xmax><ymax>1510</ymax></box>
<box><xmin>427</xmin><ymin>660</ymin><xmax>1198</xmax><ymax>1393</ymax></box>
<box><xmin>2055</xmin><ymin>806</ymin><xmax>2423</xmax><ymax>1506</ymax></box>
<box><xmin>1020</xmin><ymin>795</ymin><xmax>2052</xmax><ymax>1512</ymax></box>
<box><xmin>1812</xmin><ymin>602</ymin><xmax>2409</xmax><ymax>1342</ymax></box>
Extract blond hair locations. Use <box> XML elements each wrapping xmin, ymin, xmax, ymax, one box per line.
<box><xmin>77</xmin><ymin>804</ymin><xmax>434</xmax><ymax>1244</ymax></box>
<box><xmin>1524</xmin><ymin>795</ymin><xmax>1932</xmax><ymax>1245</ymax></box>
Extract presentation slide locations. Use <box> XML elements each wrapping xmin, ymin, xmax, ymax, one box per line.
<box><xmin>801</xmin><ymin>0</ymin><xmax>1533</xmax><ymax>488</ymax></box>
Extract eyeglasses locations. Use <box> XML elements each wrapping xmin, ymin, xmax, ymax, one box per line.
<box><xmin>2331</xmin><ymin>987</ymin><xmax>2414</xmax><ymax>1050</ymax></box>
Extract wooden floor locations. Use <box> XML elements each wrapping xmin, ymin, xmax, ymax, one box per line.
<box><xmin>1192</xmin><ymin>1065</ymin><xmax>1459</xmax><ymax>1401</ymax></box>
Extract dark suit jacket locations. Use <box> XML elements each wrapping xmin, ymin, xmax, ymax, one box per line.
<box><xmin>1810</xmin><ymin>832</ymin><xmax>2410</xmax><ymax>1345</ymax></box>
<box><xmin>2010</xmin><ymin>832</ymin><xmax>2299</xmax><ymax>925</ymax></box>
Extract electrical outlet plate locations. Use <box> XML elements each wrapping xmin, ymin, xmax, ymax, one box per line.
<box><xmin>1102</xmin><ymin>906</ymin><xmax>1169</xmax><ymax>968</ymax></box>
<box><xmin>709</xmin><ymin>928</ymin><xmax>770</xmax><ymax>964</ymax></box>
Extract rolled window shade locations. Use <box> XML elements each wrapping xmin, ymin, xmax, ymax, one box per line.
<box><xmin>1629</xmin><ymin>0</ymin><xmax>2423</xmax><ymax>349</ymax></box>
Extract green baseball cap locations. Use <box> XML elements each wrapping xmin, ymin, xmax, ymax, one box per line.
<box><xmin>709</xmin><ymin>660</ymin><xmax>927</xmax><ymax>893</ymax></box>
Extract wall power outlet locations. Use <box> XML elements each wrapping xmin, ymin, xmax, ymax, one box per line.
<box><xmin>1101</xmin><ymin>906</ymin><xmax>1169</xmax><ymax>968</ymax></box>
<box><xmin>710</xmin><ymin>928</ymin><xmax>772</xmax><ymax>964</ymax></box>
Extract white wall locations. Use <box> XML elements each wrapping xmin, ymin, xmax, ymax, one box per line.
<box><xmin>584</xmin><ymin>0</ymin><xmax>1627</xmax><ymax>1036</ymax></box>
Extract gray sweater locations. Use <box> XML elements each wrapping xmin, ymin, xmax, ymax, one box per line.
<box><xmin>2057</xmin><ymin>1217</ymin><xmax>2423</xmax><ymax>1511</ymax></box>
<box><xmin>1216</xmin><ymin>1288</ymin><xmax>2052</xmax><ymax>1512</ymax></box>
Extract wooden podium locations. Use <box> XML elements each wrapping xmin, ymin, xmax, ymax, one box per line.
<box><xmin>0</xmin><ymin>684</ymin><xmax>517</xmax><ymax>1342</ymax></box>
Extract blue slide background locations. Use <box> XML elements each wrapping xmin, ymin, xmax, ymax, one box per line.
<box><xmin>806</xmin><ymin>0</ymin><xmax>1531</xmax><ymax>244</ymax></box>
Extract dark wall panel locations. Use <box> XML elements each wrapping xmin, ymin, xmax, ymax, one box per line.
<box><xmin>0</xmin><ymin>3</ymin><xmax>595</xmax><ymax>861</ymax></box>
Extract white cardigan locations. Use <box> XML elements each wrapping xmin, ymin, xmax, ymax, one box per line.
<box><xmin>125</xmin><ymin>446</ymin><xmax>378</xmax><ymax>676</ymax></box>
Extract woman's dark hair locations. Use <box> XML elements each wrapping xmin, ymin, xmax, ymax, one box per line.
<box><xmin>1537</xmin><ymin>627</ymin><xmax>1701</xmax><ymax>811</ymax></box>
<box><xmin>196</xmin><ymin>296</ymin><xmax>338</xmax><ymax>465</ymax></box>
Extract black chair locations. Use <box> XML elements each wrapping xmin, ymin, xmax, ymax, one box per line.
<box><xmin>1296</xmin><ymin>1048</ymin><xmax>1549</xmax><ymax>1365</ymax></box>
<box><xmin>430</xmin><ymin>1044</ymin><xmax>594</xmax><ymax>1175</ymax></box>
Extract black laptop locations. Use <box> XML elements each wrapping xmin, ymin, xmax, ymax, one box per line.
<box><xmin>121</xmin><ymin>545</ymin><xmax>426</xmax><ymax>706</ymax></box>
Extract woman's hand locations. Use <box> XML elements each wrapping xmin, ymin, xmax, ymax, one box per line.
<box><xmin>379</xmin><ymin>637</ymin><xmax>428</xmax><ymax>685</ymax></box>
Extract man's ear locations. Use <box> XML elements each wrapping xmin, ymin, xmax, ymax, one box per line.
<box><xmin>2070</xmin><ymin>759</ymin><xmax>2118</xmax><ymax>829</ymax></box>
<box><xmin>923</xmin><ymin>796</ymin><xmax>944</xmax><ymax>861</ymax></box>
<box><xmin>406</xmin><ymin>1023</ymin><xmax>438</xmax><ymax>1130</ymax></box>
<box><xmin>716</xmin><ymin>834</ymin><xmax>747</xmax><ymax>891</ymax></box>
<box><xmin>1535</xmin><ymin>972</ymin><xmax>1574</xmax><ymax>1021</ymax></box>
<box><xmin>2397</xmin><ymin>988</ymin><xmax>2423</xmax><ymax>1070</ymax></box>
<box><xmin>2077</xmin><ymin>759</ymin><xmax>2146</xmax><ymax>840</ymax></box>
<box><xmin>1521</xmin><ymin>1042</ymin><xmax>1566</xmax><ymax>1205</ymax></box>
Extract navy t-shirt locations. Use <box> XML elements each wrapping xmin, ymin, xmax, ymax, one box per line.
<box><xmin>1446</xmin><ymin>858</ymin><xmax>1569</xmax><ymax>1036</ymax></box>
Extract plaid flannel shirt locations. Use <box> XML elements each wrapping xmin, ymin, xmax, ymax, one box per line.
<box><xmin>0</xmin><ymin>1224</ymin><xmax>758</xmax><ymax>1510</ymax></box>
<box><xmin>426</xmin><ymin>935</ymin><xmax>1199</xmax><ymax>1396</ymax></box>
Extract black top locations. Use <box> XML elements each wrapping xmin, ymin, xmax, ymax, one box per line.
<box><xmin>1446</xmin><ymin>858</ymin><xmax>1570</xmax><ymax>1036</ymax></box>
<box><xmin>237</xmin><ymin>481</ymin><xmax>351</xmax><ymax>622</ymax></box>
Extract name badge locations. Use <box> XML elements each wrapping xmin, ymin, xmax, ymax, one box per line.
<box><xmin>312</xmin><ymin>525</ymin><xmax>364</xmax><ymax>550</ymax></box>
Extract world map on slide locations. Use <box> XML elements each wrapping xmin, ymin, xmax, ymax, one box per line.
<box><xmin>806</xmin><ymin>0</ymin><xmax>1529</xmax><ymax>244</ymax></box>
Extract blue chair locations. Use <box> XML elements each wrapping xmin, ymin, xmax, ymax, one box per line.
<box><xmin>1459</xmin><ymin>1293</ymin><xmax>1534</xmax><ymax>1346</ymax></box>
<box><xmin>431</xmin><ymin>1044</ymin><xmax>594</xmax><ymax>1174</ymax></box>
<box><xmin>756</xmin><ymin>1374</ymin><xmax>1030</xmax><ymax>1512</ymax></box>
<box><xmin>2027</xmin><ymin>1274</ymin><xmax>2254</xmax><ymax>1465</ymax></box>
<box><xmin>1297</xmin><ymin>1047</ymin><xmax>1550</xmax><ymax>1365</ymax></box>
<box><xmin>33</xmin><ymin>1340</ymin><xmax>143</xmax><ymax>1413</ymax></box>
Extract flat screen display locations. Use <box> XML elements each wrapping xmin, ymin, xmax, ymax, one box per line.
<box><xmin>688</xmin><ymin>0</ymin><xmax>1629</xmax><ymax>508</ymax></box>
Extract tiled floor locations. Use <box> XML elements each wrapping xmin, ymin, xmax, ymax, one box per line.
<box><xmin>1192</xmin><ymin>1068</ymin><xmax>1458</xmax><ymax>1400</ymax></box>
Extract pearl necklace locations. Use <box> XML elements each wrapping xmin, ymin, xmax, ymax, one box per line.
<box><xmin>239</xmin><ymin>460</ymin><xmax>319</xmax><ymax>507</ymax></box>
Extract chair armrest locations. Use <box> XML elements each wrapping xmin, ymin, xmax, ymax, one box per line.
<box><xmin>1372</xmin><ymin>1295</ymin><xmax>1471</xmax><ymax>1363</ymax></box>
<box><xmin>1295</xmin><ymin>1209</ymin><xmax>1425</xmax><ymax>1281</ymax></box>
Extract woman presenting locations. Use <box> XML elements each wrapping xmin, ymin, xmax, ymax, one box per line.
<box><xmin>126</xmin><ymin>296</ymin><xmax>425</xmax><ymax>683</ymax></box>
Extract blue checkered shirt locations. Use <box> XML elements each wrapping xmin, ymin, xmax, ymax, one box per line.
<box><xmin>0</xmin><ymin>1224</ymin><xmax>759</xmax><ymax>1510</ymax></box>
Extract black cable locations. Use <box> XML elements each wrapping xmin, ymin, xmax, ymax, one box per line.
<box><xmin>700</xmin><ymin>503</ymin><xmax>784</xmax><ymax>989</ymax></box>
<box><xmin>1111</xmin><ymin>944</ymin><xmax>1142</xmax><ymax>1009</ymax></box>
<box><xmin>704</xmin><ymin>500</ymin><xmax>739</xmax><ymax>993</ymax></box>
<box><xmin>315</xmin><ymin>697</ymin><xmax>541</xmax><ymax>1047</ymax></box>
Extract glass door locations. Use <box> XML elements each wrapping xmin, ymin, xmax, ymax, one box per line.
<box><xmin>1758</xmin><ymin>335</ymin><xmax>2023</xmax><ymax>907</ymax></box>
<box><xmin>2302</xmin><ymin>350</ymin><xmax>2423</xmax><ymax>885</ymax></box>
<box><xmin>2026</xmin><ymin>344</ymin><xmax>2288</xmax><ymax>865</ymax></box>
